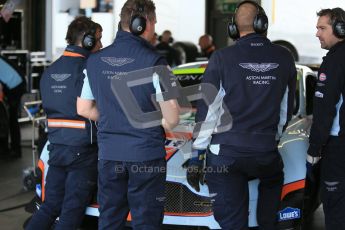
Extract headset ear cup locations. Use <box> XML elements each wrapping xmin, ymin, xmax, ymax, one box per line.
<box><xmin>254</xmin><ymin>13</ymin><xmax>269</xmax><ymax>34</ymax></box>
<box><xmin>333</xmin><ymin>20</ymin><xmax>345</xmax><ymax>38</ymax></box>
<box><xmin>82</xmin><ymin>34</ymin><xmax>96</xmax><ymax>50</ymax></box>
<box><xmin>228</xmin><ymin>22</ymin><xmax>239</xmax><ymax>40</ymax></box>
<box><xmin>130</xmin><ymin>15</ymin><xmax>147</xmax><ymax>36</ymax></box>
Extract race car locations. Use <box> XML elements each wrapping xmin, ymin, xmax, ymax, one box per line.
<box><xmin>26</xmin><ymin>62</ymin><xmax>320</xmax><ymax>230</ymax></box>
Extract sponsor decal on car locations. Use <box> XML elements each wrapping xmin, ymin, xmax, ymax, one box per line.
<box><xmin>176</xmin><ymin>74</ymin><xmax>203</xmax><ymax>81</ymax></box>
<box><xmin>319</xmin><ymin>73</ymin><xmax>327</xmax><ymax>81</ymax></box>
<box><xmin>278</xmin><ymin>207</ymin><xmax>301</xmax><ymax>221</ymax></box>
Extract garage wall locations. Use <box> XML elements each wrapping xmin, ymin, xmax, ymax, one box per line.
<box><xmin>113</xmin><ymin>0</ymin><xmax>206</xmax><ymax>46</ymax></box>
<box><xmin>46</xmin><ymin>0</ymin><xmax>205</xmax><ymax>60</ymax></box>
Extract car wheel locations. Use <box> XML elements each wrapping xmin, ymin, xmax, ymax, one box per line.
<box><xmin>273</xmin><ymin>41</ymin><xmax>299</xmax><ymax>62</ymax></box>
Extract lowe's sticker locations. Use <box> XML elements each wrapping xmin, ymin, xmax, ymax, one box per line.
<box><xmin>278</xmin><ymin>207</ymin><xmax>301</xmax><ymax>221</ymax></box>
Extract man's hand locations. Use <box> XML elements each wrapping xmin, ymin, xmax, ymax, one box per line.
<box><xmin>306</xmin><ymin>154</ymin><xmax>321</xmax><ymax>182</ymax></box>
<box><xmin>186</xmin><ymin>150</ymin><xmax>205</xmax><ymax>192</ymax></box>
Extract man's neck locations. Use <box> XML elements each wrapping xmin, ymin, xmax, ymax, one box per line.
<box><xmin>239</xmin><ymin>30</ymin><xmax>255</xmax><ymax>38</ymax></box>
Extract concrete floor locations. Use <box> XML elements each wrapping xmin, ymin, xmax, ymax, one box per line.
<box><xmin>0</xmin><ymin>124</ymin><xmax>325</xmax><ymax>230</ymax></box>
<box><xmin>0</xmin><ymin>143</ymin><xmax>35</xmax><ymax>230</ymax></box>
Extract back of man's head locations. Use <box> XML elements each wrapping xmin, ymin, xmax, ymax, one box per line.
<box><xmin>120</xmin><ymin>0</ymin><xmax>156</xmax><ymax>31</ymax></box>
<box><xmin>235</xmin><ymin>2</ymin><xmax>257</xmax><ymax>34</ymax></box>
<box><xmin>65</xmin><ymin>16</ymin><xmax>95</xmax><ymax>46</ymax></box>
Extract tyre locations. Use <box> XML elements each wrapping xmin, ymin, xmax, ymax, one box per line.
<box><xmin>172</xmin><ymin>42</ymin><xmax>199</xmax><ymax>63</ymax></box>
<box><xmin>273</xmin><ymin>41</ymin><xmax>299</xmax><ymax>62</ymax></box>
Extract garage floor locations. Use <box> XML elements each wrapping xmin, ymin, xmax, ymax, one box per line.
<box><xmin>0</xmin><ymin>124</ymin><xmax>325</xmax><ymax>230</ymax></box>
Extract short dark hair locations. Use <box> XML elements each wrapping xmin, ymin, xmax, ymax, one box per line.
<box><xmin>317</xmin><ymin>8</ymin><xmax>345</xmax><ymax>26</ymax></box>
<box><xmin>120</xmin><ymin>0</ymin><xmax>156</xmax><ymax>30</ymax></box>
<box><xmin>94</xmin><ymin>22</ymin><xmax>103</xmax><ymax>32</ymax></box>
<box><xmin>65</xmin><ymin>16</ymin><xmax>97</xmax><ymax>45</ymax></box>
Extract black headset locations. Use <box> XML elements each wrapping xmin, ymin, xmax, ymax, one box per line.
<box><xmin>228</xmin><ymin>0</ymin><xmax>268</xmax><ymax>40</ymax></box>
<box><xmin>82</xmin><ymin>23</ymin><xmax>96</xmax><ymax>50</ymax></box>
<box><xmin>130</xmin><ymin>2</ymin><xmax>146</xmax><ymax>36</ymax></box>
<box><xmin>331</xmin><ymin>8</ymin><xmax>345</xmax><ymax>39</ymax></box>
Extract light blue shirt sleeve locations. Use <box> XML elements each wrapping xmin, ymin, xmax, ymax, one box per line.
<box><xmin>80</xmin><ymin>69</ymin><xmax>95</xmax><ymax>100</ymax></box>
<box><xmin>0</xmin><ymin>58</ymin><xmax>23</xmax><ymax>89</ymax></box>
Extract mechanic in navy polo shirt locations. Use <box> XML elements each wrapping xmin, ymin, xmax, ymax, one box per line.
<box><xmin>77</xmin><ymin>0</ymin><xmax>180</xmax><ymax>229</ymax></box>
<box><xmin>186</xmin><ymin>1</ymin><xmax>296</xmax><ymax>229</ymax></box>
<box><xmin>25</xmin><ymin>16</ymin><xmax>103</xmax><ymax>230</ymax></box>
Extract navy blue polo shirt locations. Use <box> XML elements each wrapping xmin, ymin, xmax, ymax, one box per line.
<box><xmin>86</xmin><ymin>31</ymin><xmax>178</xmax><ymax>162</ymax></box>
<box><xmin>195</xmin><ymin>33</ymin><xmax>297</xmax><ymax>156</ymax></box>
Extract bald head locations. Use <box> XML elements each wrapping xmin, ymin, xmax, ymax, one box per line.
<box><xmin>199</xmin><ymin>34</ymin><xmax>213</xmax><ymax>50</ymax></box>
<box><xmin>235</xmin><ymin>2</ymin><xmax>257</xmax><ymax>34</ymax></box>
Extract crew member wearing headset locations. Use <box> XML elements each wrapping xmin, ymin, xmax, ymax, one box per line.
<box><xmin>156</xmin><ymin>30</ymin><xmax>181</xmax><ymax>67</ymax></box>
<box><xmin>186</xmin><ymin>1</ymin><xmax>296</xmax><ymax>229</ymax></box>
<box><xmin>77</xmin><ymin>0</ymin><xmax>180</xmax><ymax>229</ymax></box>
<box><xmin>25</xmin><ymin>16</ymin><xmax>102</xmax><ymax>230</ymax></box>
<box><xmin>307</xmin><ymin>8</ymin><xmax>345</xmax><ymax>230</ymax></box>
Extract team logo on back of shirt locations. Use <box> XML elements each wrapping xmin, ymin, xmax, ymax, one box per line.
<box><xmin>239</xmin><ymin>63</ymin><xmax>279</xmax><ymax>73</ymax></box>
<box><xmin>101</xmin><ymin>57</ymin><xmax>135</xmax><ymax>67</ymax></box>
<box><xmin>51</xmin><ymin>74</ymin><xmax>71</xmax><ymax>82</ymax></box>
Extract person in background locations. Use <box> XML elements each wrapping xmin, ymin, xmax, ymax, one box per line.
<box><xmin>0</xmin><ymin>54</ymin><xmax>26</xmax><ymax>158</ymax></box>
<box><xmin>0</xmin><ymin>83</ymin><xmax>3</xmax><ymax>101</ymax></box>
<box><xmin>25</xmin><ymin>16</ymin><xmax>102</xmax><ymax>230</ymax></box>
<box><xmin>0</xmin><ymin>82</ymin><xmax>9</xmax><ymax>157</ymax></box>
<box><xmin>91</xmin><ymin>22</ymin><xmax>103</xmax><ymax>52</ymax></box>
<box><xmin>307</xmin><ymin>7</ymin><xmax>345</xmax><ymax>230</ymax></box>
<box><xmin>77</xmin><ymin>0</ymin><xmax>180</xmax><ymax>229</ymax></box>
<box><xmin>151</xmin><ymin>32</ymin><xmax>158</xmax><ymax>46</ymax></box>
<box><xmin>186</xmin><ymin>1</ymin><xmax>296</xmax><ymax>229</ymax></box>
<box><xmin>156</xmin><ymin>30</ymin><xmax>181</xmax><ymax>67</ymax></box>
<box><xmin>198</xmin><ymin>34</ymin><xmax>216</xmax><ymax>59</ymax></box>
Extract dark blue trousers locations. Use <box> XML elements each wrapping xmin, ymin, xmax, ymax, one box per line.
<box><xmin>321</xmin><ymin>137</ymin><xmax>345</xmax><ymax>230</ymax></box>
<box><xmin>98</xmin><ymin>158</ymin><xmax>166</xmax><ymax>230</ymax></box>
<box><xmin>25</xmin><ymin>144</ymin><xmax>98</xmax><ymax>230</ymax></box>
<box><xmin>206</xmin><ymin>148</ymin><xmax>284</xmax><ymax>230</ymax></box>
